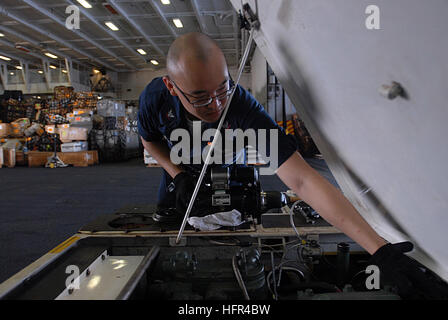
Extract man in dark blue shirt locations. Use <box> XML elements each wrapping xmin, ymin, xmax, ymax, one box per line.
<box><xmin>138</xmin><ymin>32</ymin><xmax>387</xmax><ymax>252</ymax></box>
<box><xmin>138</xmin><ymin>76</ymin><xmax>298</xmax><ymax>210</ymax></box>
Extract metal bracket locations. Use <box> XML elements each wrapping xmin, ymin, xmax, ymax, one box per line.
<box><xmin>239</xmin><ymin>3</ymin><xmax>260</xmax><ymax>30</ymax></box>
<box><xmin>302</xmin><ymin>234</ymin><xmax>321</xmax><ymax>258</ymax></box>
<box><xmin>170</xmin><ymin>237</ymin><xmax>187</xmax><ymax>247</ymax></box>
<box><xmin>305</xmin><ymin>234</ymin><xmax>320</xmax><ymax>244</ymax></box>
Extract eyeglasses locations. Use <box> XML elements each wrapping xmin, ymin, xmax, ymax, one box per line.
<box><xmin>170</xmin><ymin>79</ymin><xmax>235</xmax><ymax>108</ymax></box>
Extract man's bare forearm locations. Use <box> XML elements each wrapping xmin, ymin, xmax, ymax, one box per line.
<box><xmin>277</xmin><ymin>152</ymin><xmax>387</xmax><ymax>255</ymax></box>
<box><xmin>141</xmin><ymin>137</ymin><xmax>183</xmax><ymax>179</ymax></box>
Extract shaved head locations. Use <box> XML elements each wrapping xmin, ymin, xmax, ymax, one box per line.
<box><xmin>163</xmin><ymin>32</ymin><xmax>230</xmax><ymax>123</ymax></box>
<box><xmin>166</xmin><ymin>32</ymin><xmax>227</xmax><ymax>81</ymax></box>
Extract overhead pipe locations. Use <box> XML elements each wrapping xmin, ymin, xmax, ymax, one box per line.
<box><xmin>21</xmin><ymin>0</ymin><xmax>135</xmax><ymax>70</ymax></box>
<box><xmin>148</xmin><ymin>0</ymin><xmax>178</xmax><ymax>38</ymax></box>
<box><xmin>0</xmin><ymin>25</ymin><xmax>94</xmax><ymax>70</ymax></box>
<box><xmin>0</xmin><ymin>49</ymin><xmax>38</xmax><ymax>68</ymax></box>
<box><xmin>108</xmin><ymin>0</ymin><xmax>166</xmax><ymax>58</ymax></box>
<box><xmin>191</xmin><ymin>0</ymin><xmax>208</xmax><ymax>35</ymax></box>
<box><xmin>65</xmin><ymin>0</ymin><xmax>147</xmax><ymax>65</ymax></box>
<box><xmin>336</xmin><ymin>242</ymin><xmax>351</xmax><ymax>288</ymax></box>
<box><xmin>0</xmin><ymin>3</ymin><xmax>118</xmax><ymax>71</ymax></box>
<box><xmin>0</xmin><ymin>40</ymin><xmax>48</xmax><ymax>69</ymax></box>
<box><xmin>282</xmin><ymin>88</ymin><xmax>286</xmax><ymax>130</ymax></box>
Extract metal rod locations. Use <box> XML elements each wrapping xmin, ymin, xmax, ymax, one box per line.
<box><xmin>175</xmin><ymin>30</ymin><xmax>255</xmax><ymax>244</ymax></box>
<box><xmin>148</xmin><ymin>0</ymin><xmax>178</xmax><ymax>38</ymax></box>
<box><xmin>0</xmin><ymin>4</ymin><xmax>118</xmax><ymax>71</ymax></box>
<box><xmin>0</xmin><ymin>25</ymin><xmax>88</xmax><ymax>68</ymax></box>
<box><xmin>274</xmin><ymin>76</ymin><xmax>278</xmax><ymax>123</ymax></box>
<box><xmin>282</xmin><ymin>88</ymin><xmax>286</xmax><ymax>129</ymax></box>
<box><xmin>22</xmin><ymin>0</ymin><xmax>135</xmax><ymax>70</ymax></box>
<box><xmin>65</xmin><ymin>0</ymin><xmax>147</xmax><ymax>65</ymax></box>
<box><xmin>116</xmin><ymin>246</ymin><xmax>160</xmax><ymax>300</ymax></box>
<box><xmin>109</xmin><ymin>0</ymin><xmax>166</xmax><ymax>58</ymax></box>
<box><xmin>232</xmin><ymin>254</ymin><xmax>250</xmax><ymax>300</ymax></box>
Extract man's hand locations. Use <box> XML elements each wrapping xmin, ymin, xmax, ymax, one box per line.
<box><xmin>369</xmin><ymin>242</ymin><xmax>448</xmax><ymax>299</ymax></box>
<box><xmin>173</xmin><ymin>171</ymin><xmax>195</xmax><ymax>215</ymax></box>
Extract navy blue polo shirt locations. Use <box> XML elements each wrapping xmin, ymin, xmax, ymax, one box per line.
<box><xmin>137</xmin><ymin>77</ymin><xmax>298</xmax><ymax>172</ymax></box>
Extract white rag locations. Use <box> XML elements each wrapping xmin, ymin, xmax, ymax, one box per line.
<box><xmin>187</xmin><ymin>209</ymin><xmax>245</xmax><ymax>231</ymax></box>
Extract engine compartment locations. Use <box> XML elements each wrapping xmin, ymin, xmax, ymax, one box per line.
<box><xmin>141</xmin><ymin>236</ymin><xmax>401</xmax><ymax>300</ymax></box>
<box><xmin>1</xmin><ymin>234</ymin><xmax>411</xmax><ymax>300</ymax></box>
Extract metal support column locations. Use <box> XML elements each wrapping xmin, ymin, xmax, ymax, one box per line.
<box><xmin>19</xmin><ymin>61</ymin><xmax>30</xmax><ymax>92</ymax></box>
<box><xmin>0</xmin><ymin>63</ymin><xmax>8</xmax><ymax>88</ymax></box>
<box><xmin>65</xmin><ymin>58</ymin><xmax>73</xmax><ymax>85</ymax></box>
<box><xmin>42</xmin><ymin>60</ymin><xmax>51</xmax><ymax>90</ymax></box>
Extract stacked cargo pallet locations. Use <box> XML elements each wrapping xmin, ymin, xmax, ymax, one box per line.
<box><xmin>27</xmin><ymin>150</ymin><xmax>99</xmax><ymax>167</ymax></box>
<box><xmin>0</xmin><ymin>87</ymin><xmax>99</xmax><ymax>168</ymax></box>
<box><xmin>90</xmin><ymin>99</ymin><xmax>141</xmax><ymax>163</ymax></box>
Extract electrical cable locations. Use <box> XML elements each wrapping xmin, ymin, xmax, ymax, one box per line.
<box><xmin>277</xmin><ymin>265</ymin><xmax>306</xmax><ymax>287</ymax></box>
<box><xmin>350</xmin><ymin>269</ymin><xmax>367</xmax><ymax>285</ymax></box>
<box><xmin>208</xmin><ymin>239</ymin><xmax>240</xmax><ymax>246</ymax></box>
<box><xmin>232</xmin><ymin>254</ymin><xmax>250</xmax><ymax>300</ymax></box>
<box><xmin>288</xmin><ymin>201</ymin><xmax>304</xmax><ymax>240</ymax></box>
<box><xmin>270</xmin><ymin>251</ymin><xmax>278</xmax><ymax>300</ymax></box>
<box><xmin>260</xmin><ymin>239</ymin><xmax>301</xmax><ymax>248</ymax></box>
<box><xmin>267</xmin><ymin>267</ymin><xmax>306</xmax><ymax>297</ymax></box>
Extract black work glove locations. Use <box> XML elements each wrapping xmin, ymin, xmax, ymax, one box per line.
<box><xmin>369</xmin><ymin>241</ymin><xmax>448</xmax><ymax>299</ymax></box>
<box><xmin>173</xmin><ymin>171</ymin><xmax>195</xmax><ymax>215</ymax></box>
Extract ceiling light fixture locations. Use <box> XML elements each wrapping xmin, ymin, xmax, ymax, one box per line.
<box><xmin>150</xmin><ymin>60</ymin><xmax>159</xmax><ymax>65</ymax></box>
<box><xmin>62</xmin><ymin>70</ymin><xmax>67</xmax><ymax>73</ymax></box>
<box><xmin>76</xmin><ymin>0</ymin><xmax>92</xmax><ymax>9</ymax></box>
<box><xmin>50</xmin><ymin>65</ymin><xmax>57</xmax><ymax>69</ymax></box>
<box><xmin>137</xmin><ymin>49</ymin><xmax>147</xmax><ymax>55</ymax></box>
<box><xmin>0</xmin><ymin>33</ymin><xmax>4</xmax><ymax>37</ymax></box>
<box><xmin>0</xmin><ymin>55</ymin><xmax>11</xmax><ymax>61</ymax></box>
<box><xmin>161</xmin><ymin>0</ymin><xmax>171</xmax><ymax>4</ymax></box>
<box><xmin>105</xmin><ymin>21</ymin><xmax>119</xmax><ymax>31</ymax></box>
<box><xmin>16</xmin><ymin>66</ymin><xmax>22</xmax><ymax>70</ymax></box>
<box><xmin>45</xmin><ymin>52</ymin><xmax>58</xmax><ymax>59</ymax></box>
<box><xmin>38</xmin><ymin>70</ymin><xmax>43</xmax><ymax>74</ymax></box>
<box><xmin>173</xmin><ymin>19</ymin><xmax>183</xmax><ymax>28</ymax></box>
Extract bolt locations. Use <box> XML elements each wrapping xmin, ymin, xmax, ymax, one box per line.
<box><xmin>86</xmin><ymin>269</ymin><xmax>90</xmax><ymax>276</ymax></box>
<box><xmin>379</xmin><ymin>81</ymin><xmax>404</xmax><ymax>100</ymax></box>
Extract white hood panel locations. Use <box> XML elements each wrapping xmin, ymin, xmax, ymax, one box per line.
<box><xmin>231</xmin><ymin>0</ymin><xmax>448</xmax><ymax>280</ymax></box>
